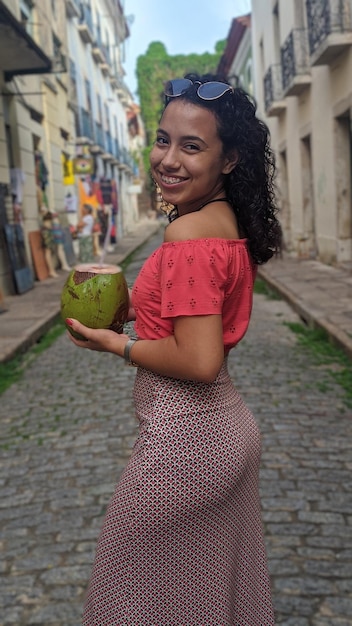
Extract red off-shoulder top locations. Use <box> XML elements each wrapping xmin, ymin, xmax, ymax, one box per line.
<box><xmin>132</xmin><ymin>238</ymin><xmax>256</xmax><ymax>352</ymax></box>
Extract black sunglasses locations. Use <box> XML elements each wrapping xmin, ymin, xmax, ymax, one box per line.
<box><xmin>164</xmin><ymin>79</ymin><xmax>234</xmax><ymax>101</ymax></box>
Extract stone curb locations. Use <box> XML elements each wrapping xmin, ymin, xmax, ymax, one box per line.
<box><xmin>258</xmin><ymin>266</ymin><xmax>352</xmax><ymax>360</ymax></box>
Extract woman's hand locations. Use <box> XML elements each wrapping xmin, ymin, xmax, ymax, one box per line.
<box><xmin>66</xmin><ymin>318</ymin><xmax>128</xmax><ymax>356</ymax></box>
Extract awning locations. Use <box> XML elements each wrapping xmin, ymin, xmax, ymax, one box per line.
<box><xmin>0</xmin><ymin>1</ymin><xmax>52</xmax><ymax>80</ymax></box>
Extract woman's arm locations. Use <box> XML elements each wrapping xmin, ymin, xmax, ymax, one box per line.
<box><xmin>67</xmin><ymin>211</ymin><xmax>230</xmax><ymax>382</ymax></box>
<box><xmin>66</xmin><ymin>312</ymin><xmax>224</xmax><ymax>383</ymax></box>
<box><xmin>126</xmin><ymin>287</ymin><xmax>136</xmax><ymax>322</ymax></box>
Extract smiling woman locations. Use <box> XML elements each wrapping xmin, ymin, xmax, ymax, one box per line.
<box><xmin>69</xmin><ymin>72</ymin><xmax>281</xmax><ymax>626</ymax></box>
<box><xmin>150</xmin><ymin>99</ymin><xmax>238</xmax><ymax>216</ymax></box>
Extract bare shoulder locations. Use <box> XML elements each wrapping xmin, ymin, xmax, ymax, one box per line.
<box><xmin>164</xmin><ymin>204</ymin><xmax>240</xmax><ymax>242</ymax></box>
<box><xmin>164</xmin><ymin>212</ymin><xmax>204</xmax><ymax>242</ymax></box>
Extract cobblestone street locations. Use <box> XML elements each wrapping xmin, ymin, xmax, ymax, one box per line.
<box><xmin>1</xmin><ymin>229</ymin><xmax>351</xmax><ymax>625</ymax></box>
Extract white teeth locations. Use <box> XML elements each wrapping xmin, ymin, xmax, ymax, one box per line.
<box><xmin>161</xmin><ymin>176</ymin><xmax>182</xmax><ymax>184</ymax></box>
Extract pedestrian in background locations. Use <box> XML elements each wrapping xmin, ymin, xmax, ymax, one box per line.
<box><xmin>66</xmin><ymin>73</ymin><xmax>282</xmax><ymax>625</ymax></box>
<box><xmin>77</xmin><ymin>203</ymin><xmax>94</xmax><ymax>263</ymax></box>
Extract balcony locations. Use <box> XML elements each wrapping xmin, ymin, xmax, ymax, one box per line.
<box><xmin>306</xmin><ymin>0</ymin><xmax>352</xmax><ymax>66</ymax></box>
<box><xmin>75</xmin><ymin>107</ymin><xmax>94</xmax><ymax>143</ymax></box>
<box><xmin>99</xmin><ymin>61</ymin><xmax>110</xmax><ymax>76</ymax></box>
<box><xmin>51</xmin><ymin>50</ymin><xmax>67</xmax><ymax>74</ymax></box>
<box><xmin>120</xmin><ymin>147</ymin><xmax>134</xmax><ymax>172</ymax></box>
<box><xmin>78</xmin><ymin>4</ymin><xmax>94</xmax><ymax>45</ymax></box>
<box><xmin>65</xmin><ymin>0</ymin><xmax>81</xmax><ymax>19</ymax></box>
<box><xmin>91</xmin><ymin>45</ymin><xmax>105</xmax><ymax>64</ymax></box>
<box><xmin>263</xmin><ymin>64</ymin><xmax>286</xmax><ymax>117</ymax></box>
<box><xmin>281</xmin><ymin>28</ymin><xmax>311</xmax><ymax>96</ymax></box>
<box><xmin>0</xmin><ymin>1</ymin><xmax>52</xmax><ymax>80</ymax></box>
<box><xmin>90</xmin><ymin>121</ymin><xmax>105</xmax><ymax>153</ymax></box>
<box><xmin>92</xmin><ymin>42</ymin><xmax>111</xmax><ymax>69</ymax></box>
<box><xmin>113</xmin><ymin>138</ymin><xmax>121</xmax><ymax>162</ymax></box>
<box><xmin>105</xmin><ymin>131</ymin><xmax>114</xmax><ymax>155</ymax></box>
<box><xmin>109</xmin><ymin>74</ymin><xmax>119</xmax><ymax>90</ymax></box>
<box><xmin>101</xmin><ymin>44</ymin><xmax>111</xmax><ymax>65</ymax></box>
<box><xmin>117</xmin><ymin>146</ymin><xmax>128</xmax><ymax>170</ymax></box>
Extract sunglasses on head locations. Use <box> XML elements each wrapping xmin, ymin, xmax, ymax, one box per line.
<box><xmin>164</xmin><ymin>79</ymin><xmax>234</xmax><ymax>101</ymax></box>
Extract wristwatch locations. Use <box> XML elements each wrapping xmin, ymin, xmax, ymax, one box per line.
<box><xmin>123</xmin><ymin>338</ymin><xmax>139</xmax><ymax>366</ymax></box>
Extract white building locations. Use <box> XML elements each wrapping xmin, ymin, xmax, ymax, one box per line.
<box><xmin>251</xmin><ymin>0</ymin><xmax>352</xmax><ymax>265</ymax></box>
<box><xmin>0</xmin><ymin>0</ymin><xmax>72</xmax><ymax>295</ymax></box>
<box><xmin>0</xmin><ymin>0</ymin><xmax>143</xmax><ymax>297</ymax></box>
<box><xmin>66</xmin><ymin>0</ymin><xmax>140</xmax><ymax>239</ymax></box>
<box><xmin>217</xmin><ymin>14</ymin><xmax>253</xmax><ymax>95</ymax></box>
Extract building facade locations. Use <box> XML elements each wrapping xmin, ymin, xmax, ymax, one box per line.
<box><xmin>251</xmin><ymin>0</ymin><xmax>352</xmax><ymax>265</ymax></box>
<box><xmin>0</xmin><ymin>0</ymin><xmax>142</xmax><ymax>298</ymax></box>
<box><xmin>217</xmin><ymin>14</ymin><xmax>253</xmax><ymax>95</ymax></box>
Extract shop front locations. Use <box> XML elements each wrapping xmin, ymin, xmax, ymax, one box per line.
<box><xmin>0</xmin><ymin>0</ymin><xmax>51</xmax><ymax>296</ymax></box>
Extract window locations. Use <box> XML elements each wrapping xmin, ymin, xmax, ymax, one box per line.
<box><xmin>52</xmin><ymin>34</ymin><xmax>65</xmax><ymax>74</ymax></box>
<box><xmin>20</xmin><ymin>0</ymin><xmax>33</xmax><ymax>36</ymax></box>
<box><xmin>97</xmin><ymin>94</ymin><xmax>103</xmax><ymax>123</ymax></box>
<box><xmin>273</xmin><ymin>2</ymin><xmax>281</xmax><ymax>64</ymax></box>
<box><xmin>104</xmin><ymin>103</ymin><xmax>110</xmax><ymax>133</ymax></box>
<box><xmin>85</xmin><ymin>79</ymin><xmax>92</xmax><ymax>112</ymax></box>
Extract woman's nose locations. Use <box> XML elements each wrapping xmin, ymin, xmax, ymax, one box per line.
<box><xmin>161</xmin><ymin>146</ymin><xmax>180</xmax><ymax>169</ymax></box>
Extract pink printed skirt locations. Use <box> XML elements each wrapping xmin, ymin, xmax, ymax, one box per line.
<box><xmin>82</xmin><ymin>360</ymin><xmax>275</xmax><ymax>625</ymax></box>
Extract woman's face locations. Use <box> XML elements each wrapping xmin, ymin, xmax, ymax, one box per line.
<box><xmin>150</xmin><ymin>100</ymin><xmax>231</xmax><ymax>215</ymax></box>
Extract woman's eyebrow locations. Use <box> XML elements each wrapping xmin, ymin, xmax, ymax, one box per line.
<box><xmin>157</xmin><ymin>128</ymin><xmax>207</xmax><ymax>145</ymax></box>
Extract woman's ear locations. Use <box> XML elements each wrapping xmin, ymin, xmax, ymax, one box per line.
<box><xmin>222</xmin><ymin>151</ymin><xmax>239</xmax><ymax>175</ymax></box>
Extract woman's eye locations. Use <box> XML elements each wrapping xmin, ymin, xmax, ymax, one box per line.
<box><xmin>155</xmin><ymin>136</ymin><xmax>168</xmax><ymax>145</ymax></box>
<box><xmin>184</xmin><ymin>143</ymin><xmax>199</xmax><ymax>151</ymax></box>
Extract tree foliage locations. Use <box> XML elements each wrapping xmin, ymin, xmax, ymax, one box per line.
<box><xmin>136</xmin><ymin>40</ymin><xmax>226</xmax><ymax>181</ymax></box>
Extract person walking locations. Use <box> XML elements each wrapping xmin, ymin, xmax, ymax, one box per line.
<box><xmin>66</xmin><ymin>73</ymin><xmax>282</xmax><ymax>625</ymax></box>
<box><xmin>77</xmin><ymin>203</ymin><xmax>94</xmax><ymax>263</ymax></box>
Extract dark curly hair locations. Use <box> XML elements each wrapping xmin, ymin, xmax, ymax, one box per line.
<box><xmin>163</xmin><ymin>73</ymin><xmax>282</xmax><ymax>265</ymax></box>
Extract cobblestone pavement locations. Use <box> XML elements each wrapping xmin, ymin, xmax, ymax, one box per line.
<box><xmin>1</xmin><ymin>229</ymin><xmax>351</xmax><ymax>625</ymax></box>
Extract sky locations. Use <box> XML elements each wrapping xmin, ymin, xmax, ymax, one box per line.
<box><xmin>122</xmin><ymin>0</ymin><xmax>251</xmax><ymax>100</ymax></box>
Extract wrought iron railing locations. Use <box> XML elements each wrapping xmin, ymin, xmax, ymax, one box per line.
<box><xmin>281</xmin><ymin>28</ymin><xmax>310</xmax><ymax>91</ymax></box>
<box><xmin>306</xmin><ymin>0</ymin><xmax>352</xmax><ymax>55</ymax></box>
<box><xmin>263</xmin><ymin>64</ymin><xmax>283</xmax><ymax>111</ymax></box>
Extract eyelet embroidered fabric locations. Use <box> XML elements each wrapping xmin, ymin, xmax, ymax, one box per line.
<box><xmin>132</xmin><ymin>238</ymin><xmax>256</xmax><ymax>351</ymax></box>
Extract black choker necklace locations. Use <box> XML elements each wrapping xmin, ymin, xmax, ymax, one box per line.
<box><xmin>196</xmin><ymin>197</ymin><xmax>228</xmax><ymax>211</ymax></box>
<box><xmin>168</xmin><ymin>197</ymin><xmax>229</xmax><ymax>223</ymax></box>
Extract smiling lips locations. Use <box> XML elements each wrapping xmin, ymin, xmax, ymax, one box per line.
<box><xmin>160</xmin><ymin>174</ymin><xmax>186</xmax><ymax>185</ymax></box>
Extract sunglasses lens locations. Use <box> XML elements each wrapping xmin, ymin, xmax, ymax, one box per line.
<box><xmin>165</xmin><ymin>79</ymin><xmax>192</xmax><ymax>97</ymax></box>
<box><xmin>197</xmin><ymin>82</ymin><xmax>231</xmax><ymax>100</ymax></box>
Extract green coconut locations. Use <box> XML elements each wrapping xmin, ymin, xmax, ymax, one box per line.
<box><xmin>61</xmin><ymin>263</ymin><xmax>129</xmax><ymax>340</ymax></box>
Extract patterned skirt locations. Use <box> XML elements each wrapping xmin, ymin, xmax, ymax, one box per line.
<box><xmin>82</xmin><ymin>360</ymin><xmax>275</xmax><ymax>625</ymax></box>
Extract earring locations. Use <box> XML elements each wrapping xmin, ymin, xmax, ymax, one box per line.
<box><xmin>153</xmin><ymin>180</ymin><xmax>178</xmax><ymax>222</ymax></box>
